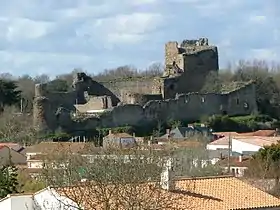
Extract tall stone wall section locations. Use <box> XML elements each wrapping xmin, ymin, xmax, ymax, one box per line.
<box><xmin>165</xmin><ymin>42</ymin><xmax>185</xmax><ymax>71</ymax></box>
<box><xmin>163</xmin><ymin>38</ymin><xmax>219</xmax><ymax>98</ymax></box>
<box><xmin>33</xmin><ymin>83</ymin><xmax>78</xmax><ymax>133</ymax></box>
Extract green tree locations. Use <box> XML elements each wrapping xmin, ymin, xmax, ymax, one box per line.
<box><xmin>0</xmin><ymin>166</ymin><xmax>19</xmax><ymax>199</ymax></box>
<box><xmin>247</xmin><ymin>143</ymin><xmax>280</xmax><ymax>195</ymax></box>
<box><xmin>204</xmin><ymin>115</ymin><xmax>239</xmax><ymax>132</ymax></box>
<box><xmin>46</xmin><ymin>79</ymin><xmax>71</xmax><ymax>92</ymax></box>
<box><xmin>0</xmin><ymin>79</ymin><xmax>21</xmax><ymax>110</ymax></box>
<box><xmin>166</xmin><ymin>119</ymin><xmax>182</xmax><ymax>129</ymax></box>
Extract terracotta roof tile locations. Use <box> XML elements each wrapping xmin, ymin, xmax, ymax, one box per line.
<box><xmin>208</xmin><ymin>136</ymin><xmax>280</xmax><ymax>147</ymax></box>
<box><xmin>242</xmin><ymin>130</ymin><xmax>277</xmax><ymax>137</ymax></box>
<box><xmin>208</xmin><ymin>136</ymin><xmax>229</xmax><ymax>145</ymax></box>
<box><xmin>216</xmin><ymin>157</ymin><xmax>251</xmax><ymax>167</ymax></box>
<box><xmin>54</xmin><ymin>176</ymin><xmax>280</xmax><ymax>210</ymax></box>
<box><xmin>213</xmin><ymin>130</ymin><xmax>277</xmax><ymax>138</ymax></box>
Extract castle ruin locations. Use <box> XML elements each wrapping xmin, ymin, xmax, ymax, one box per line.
<box><xmin>33</xmin><ymin>38</ymin><xmax>258</xmax><ymax>133</ymax></box>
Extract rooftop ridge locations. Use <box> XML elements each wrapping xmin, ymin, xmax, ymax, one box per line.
<box><xmin>175</xmin><ymin>175</ymin><xmax>234</xmax><ymax>181</ymax></box>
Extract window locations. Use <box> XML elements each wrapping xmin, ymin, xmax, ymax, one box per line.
<box><xmin>185</xmin><ymin>96</ymin><xmax>189</xmax><ymax>103</ymax></box>
<box><xmin>236</xmin><ymin>98</ymin><xmax>239</xmax><ymax>104</ymax></box>
<box><xmin>201</xmin><ymin>97</ymin><xmax>205</xmax><ymax>103</ymax></box>
<box><xmin>244</xmin><ymin>102</ymin><xmax>249</xmax><ymax>110</ymax></box>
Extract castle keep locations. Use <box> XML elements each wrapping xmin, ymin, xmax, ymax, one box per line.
<box><xmin>33</xmin><ymin>38</ymin><xmax>257</xmax><ymax>133</ymax></box>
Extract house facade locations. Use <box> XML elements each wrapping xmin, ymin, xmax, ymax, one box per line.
<box><xmin>207</xmin><ymin>136</ymin><xmax>280</xmax><ymax>154</ymax></box>
<box><xmin>103</xmin><ymin>131</ymin><xmax>137</xmax><ymax>148</ymax></box>
<box><xmin>159</xmin><ymin>125</ymin><xmax>214</xmax><ymax>141</ymax></box>
<box><xmin>0</xmin><ymin>188</ymin><xmax>78</xmax><ymax>210</ymax></box>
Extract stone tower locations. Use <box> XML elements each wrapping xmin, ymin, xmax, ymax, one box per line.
<box><xmin>163</xmin><ymin>38</ymin><xmax>219</xmax><ymax>98</ymax></box>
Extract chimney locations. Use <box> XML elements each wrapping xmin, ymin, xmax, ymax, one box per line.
<box><xmin>109</xmin><ymin>130</ymin><xmax>112</xmax><ymax>135</ymax></box>
<box><xmin>166</xmin><ymin>129</ymin><xmax>170</xmax><ymax>135</ymax></box>
<box><xmin>161</xmin><ymin>157</ymin><xmax>175</xmax><ymax>191</ymax></box>
<box><xmin>239</xmin><ymin>154</ymin><xmax>243</xmax><ymax>162</ymax></box>
<box><xmin>275</xmin><ymin>128</ymin><xmax>279</xmax><ymax>137</ymax></box>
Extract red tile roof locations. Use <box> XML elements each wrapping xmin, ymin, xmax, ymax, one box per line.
<box><xmin>54</xmin><ymin>176</ymin><xmax>280</xmax><ymax>210</ymax></box>
<box><xmin>208</xmin><ymin>136</ymin><xmax>280</xmax><ymax>147</ymax></box>
<box><xmin>216</xmin><ymin>157</ymin><xmax>251</xmax><ymax>167</ymax></box>
<box><xmin>213</xmin><ymin>130</ymin><xmax>277</xmax><ymax>138</ymax></box>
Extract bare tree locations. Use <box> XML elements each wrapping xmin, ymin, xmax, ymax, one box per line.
<box><xmin>40</xmin><ymin>145</ymin><xmax>198</xmax><ymax>210</ymax></box>
<box><xmin>0</xmin><ymin>106</ymin><xmax>38</xmax><ymax>145</ymax></box>
<box><xmin>141</xmin><ymin>62</ymin><xmax>164</xmax><ymax>77</ymax></box>
<box><xmin>16</xmin><ymin>75</ymin><xmax>35</xmax><ymax>113</ymax></box>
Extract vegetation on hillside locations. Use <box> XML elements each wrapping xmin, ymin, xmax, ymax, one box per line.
<box><xmin>0</xmin><ymin>60</ymin><xmax>280</xmax><ymax>141</ymax></box>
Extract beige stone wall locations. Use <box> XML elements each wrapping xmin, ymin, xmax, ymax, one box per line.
<box><xmin>165</xmin><ymin>42</ymin><xmax>185</xmax><ymax>71</ymax></box>
<box><xmin>121</xmin><ymin>91</ymin><xmax>162</xmax><ymax>106</ymax></box>
<box><xmin>75</xmin><ymin>96</ymin><xmax>113</xmax><ymax>113</ymax></box>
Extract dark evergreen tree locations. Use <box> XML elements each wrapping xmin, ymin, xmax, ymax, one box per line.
<box><xmin>45</xmin><ymin>79</ymin><xmax>71</xmax><ymax>92</ymax></box>
<box><xmin>0</xmin><ymin>165</ymin><xmax>19</xmax><ymax>199</ymax></box>
<box><xmin>0</xmin><ymin>79</ymin><xmax>21</xmax><ymax>109</ymax></box>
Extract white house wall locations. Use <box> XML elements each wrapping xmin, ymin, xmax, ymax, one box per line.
<box><xmin>206</xmin><ymin>144</ymin><xmax>228</xmax><ymax>150</ymax></box>
<box><xmin>33</xmin><ymin>188</ymin><xmax>80</xmax><ymax>210</ymax></box>
<box><xmin>231</xmin><ymin>139</ymin><xmax>261</xmax><ymax>154</ymax></box>
<box><xmin>28</xmin><ymin>161</ymin><xmax>44</xmax><ymax>169</ymax></box>
<box><xmin>207</xmin><ymin>139</ymin><xmax>262</xmax><ymax>154</ymax></box>
<box><xmin>0</xmin><ymin>195</ymin><xmax>33</xmax><ymax>210</ymax></box>
<box><xmin>0</xmin><ymin>197</ymin><xmax>11</xmax><ymax>210</ymax></box>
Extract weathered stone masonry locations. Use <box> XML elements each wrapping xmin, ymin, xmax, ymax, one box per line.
<box><xmin>33</xmin><ymin>38</ymin><xmax>257</xmax><ymax>133</ymax></box>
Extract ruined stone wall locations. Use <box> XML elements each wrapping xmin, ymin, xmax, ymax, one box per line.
<box><xmin>33</xmin><ymin>84</ymin><xmax>77</xmax><ymax>132</ymax></box>
<box><xmin>55</xmin><ymin>83</ymin><xmax>257</xmax><ymax>132</ymax></box>
<box><xmin>226</xmin><ymin>82</ymin><xmax>257</xmax><ymax>116</ymax></box>
<box><xmin>121</xmin><ymin>92</ymin><xmax>162</xmax><ymax>106</ymax></box>
<box><xmin>75</xmin><ymin>96</ymin><xmax>113</xmax><ymax>113</ymax></box>
<box><xmin>165</xmin><ymin>41</ymin><xmax>185</xmax><ymax>71</ymax></box>
<box><xmin>98</xmin><ymin>77</ymin><xmax>162</xmax><ymax>99</ymax></box>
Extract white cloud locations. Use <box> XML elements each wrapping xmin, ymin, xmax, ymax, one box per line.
<box><xmin>5</xmin><ymin>18</ymin><xmax>54</xmax><ymax>41</ymax></box>
<box><xmin>130</xmin><ymin>0</ymin><xmax>158</xmax><ymax>6</ymax></box>
<box><xmin>0</xmin><ymin>0</ymin><xmax>279</xmax><ymax>77</ymax></box>
<box><xmin>111</xmin><ymin>13</ymin><xmax>163</xmax><ymax>34</ymax></box>
<box><xmin>76</xmin><ymin>12</ymin><xmax>163</xmax><ymax>44</ymax></box>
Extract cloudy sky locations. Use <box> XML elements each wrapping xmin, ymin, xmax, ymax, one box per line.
<box><xmin>0</xmin><ymin>0</ymin><xmax>279</xmax><ymax>77</ymax></box>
